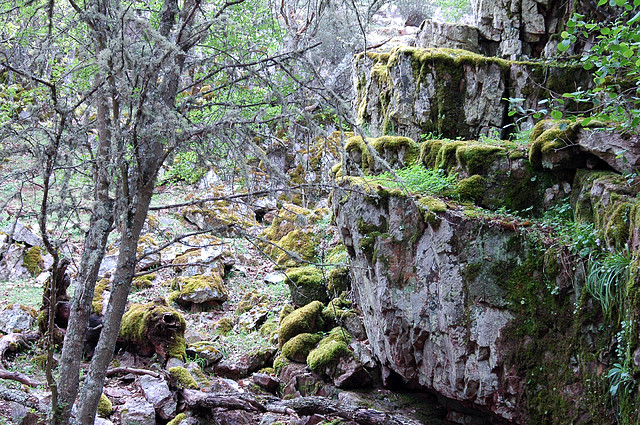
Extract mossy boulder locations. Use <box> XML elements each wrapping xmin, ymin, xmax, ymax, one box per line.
<box><xmin>327</xmin><ymin>266</ymin><xmax>350</xmax><ymax>294</ymax></box>
<box><xmin>307</xmin><ymin>328</ymin><xmax>352</xmax><ymax>373</ymax></box>
<box><xmin>285</xmin><ymin>266</ymin><xmax>328</xmax><ymax>306</ymax></box>
<box><xmin>281</xmin><ymin>333</ymin><xmax>323</xmax><ymax>363</ymax></box>
<box><xmin>344</xmin><ymin>135</ymin><xmax>419</xmax><ymax>175</ymax></box>
<box><xmin>172</xmin><ymin>274</ymin><xmax>228</xmax><ymax>310</ymax></box>
<box><xmin>259</xmin><ymin>204</ymin><xmax>328</xmax><ymax>267</ymax></box>
<box><xmin>186</xmin><ymin>341</ymin><xmax>223</xmax><ymax>366</ymax></box>
<box><xmin>168</xmin><ymin>366</ymin><xmax>199</xmax><ymax>389</ymax></box>
<box><xmin>167</xmin><ymin>413</ymin><xmax>187</xmax><ymax>425</ymax></box>
<box><xmin>119</xmin><ymin>302</ymin><xmax>187</xmax><ymax>361</ymax></box>
<box><xmin>22</xmin><ymin>246</ymin><xmax>43</xmax><ymax>277</ymax></box>
<box><xmin>278</xmin><ymin>301</ymin><xmax>325</xmax><ymax>348</ymax></box>
<box><xmin>235</xmin><ymin>291</ymin><xmax>268</xmax><ymax>315</ymax></box>
<box><xmin>97</xmin><ymin>393</ymin><xmax>113</xmax><ymax>417</ymax></box>
<box><xmin>92</xmin><ymin>279</ymin><xmax>110</xmax><ymax>314</ymax></box>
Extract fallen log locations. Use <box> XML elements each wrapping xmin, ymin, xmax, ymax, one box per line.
<box><xmin>181</xmin><ymin>389</ymin><xmax>266</xmax><ymax>412</ymax></box>
<box><xmin>181</xmin><ymin>389</ymin><xmax>421</xmax><ymax>425</ymax></box>
<box><xmin>0</xmin><ymin>369</ymin><xmax>43</xmax><ymax>387</ymax></box>
<box><xmin>267</xmin><ymin>396</ymin><xmax>422</xmax><ymax>425</ymax></box>
<box><xmin>106</xmin><ymin>367</ymin><xmax>161</xmax><ymax>378</ymax></box>
<box><xmin>0</xmin><ymin>331</ymin><xmax>39</xmax><ymax>367</ymax></box>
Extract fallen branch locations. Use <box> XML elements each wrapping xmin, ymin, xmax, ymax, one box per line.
<box><xmin>0</xmin><ymin>331</ymin><xmax>39</xmax><ymax>367</ymax></box>
<box><xmin>106</xmin><ymin>367</ymin><xmax>161</xmax><ymax>378</ymax></box>
<box><xmin>181</xmin><ymin>389</ymin><xmax>266</xmax><ymax>412</ymax></box>
<box><xmin>181</xmin><ymin>389</ymin><xmax>421</xmax><ymax>425</ymax></box>
<box><xmin>267</xmin><ymin>397</ymin><xmax>422</xmax><ymax>425</ymax></box>
<box><xmin>0</xmin><ymin>369</ymin><xmax>43</xmax><ymax>387</ymax></box>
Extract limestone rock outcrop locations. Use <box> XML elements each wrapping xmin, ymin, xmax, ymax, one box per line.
<box><xmin>355</xmin><ymin>47</ymin><xmax>592</xmax><ymax>140</ymax></box>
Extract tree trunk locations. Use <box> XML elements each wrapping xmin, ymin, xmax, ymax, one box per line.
<box><xmin>74</xmin><ymin>159</ymin><xmax>159</xmax><ymax>424</ymax></box>
<box><xmin>55</xmin><ymin>84</ymin><xmax>114</xmax><ymax>424</ymax></box>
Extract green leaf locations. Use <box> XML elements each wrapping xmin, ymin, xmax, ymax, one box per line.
<box><xmin>558</xmin><ymin>39</ymin><xmax>571</xmax><ymax>52</ymax></box>
<box><xmin>601</xmin><ymin>27</ymin><xmax>611</xmax><ymax>35</ymax></box>
<box><xmin>582</xmin><ymin>117</ymin><xmax>593</xmax><ymax>126</ymax></box>
<box><xmin>561</xmin><ymin>31</ymin><xmax>570</xmax><ymax>39</ymax></box>
<box><xmin>551</xmin><ymin>110</ymin><xmax>563</xmax><ymax>120</ymax></box>
<box><xmin>615</xmin><ymin>0</ymin><xmax>626</xmax><ymax>5</ymax></box>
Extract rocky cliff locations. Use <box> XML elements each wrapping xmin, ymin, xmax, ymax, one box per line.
<box><xmin>354</xmin><ymin>47</ymin><xmax>593</xmax><ymax>140</ymax></box>
<box><xmin>331</xmin><ymin>126</ymin><xmax>640</xmax><ymax>423</ymax></box>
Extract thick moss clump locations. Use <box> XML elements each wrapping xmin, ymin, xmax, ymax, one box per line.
<box><xmin>278</xmin><ymin>300</ymin><xmax>324</xmax><ymax>348</ymax></box>
<box><xmin>285</xmin><ymin>266</ymin><xmax>328</xmax><ymax>306</ymax></box>
<box><xmin>281</xmin><ymin>333</ymin><xmax>323</xmax><ymax>363</ymax></box>
<box><xmin>214</xmin><ymin>317</ymin><xmax>234</xmax><ymax>335</ymax></box>
<box><xmin>169</xmin><ymin>366</ymin><xmax>199</xmax><ymax>389</ymax></box>
<box><xmin>167</xmin><ymin>413</ymin><xmax>187</xmax><ymax>425</ymax></box>
<box><xmin>306</xmin><ymin>328</ymin><xmax>352</xmax><ymax>372</ymax></box>
<box><xmin>173</xmin><ymin>274</ymin><xmax>228</xmax><ymax>309</ymax></box>
<box><xmin>92</xmin><ymin>279</ymin><xmax>110</xmax><ymax>314</ymax></box>
<box><xmin>235</xmin><ymin>291</ymin><xmax>268</xmax><ymax>315</ymax></box>
<box><xmin>133</xmin><ymin>273</ymin><xmax>156</xmax><ymax>289</ymax></box>
<box><xmin>22</xmin><ymin>246</ymin><xmax>43</xmax><ymax>276</ymax></box>
<box><xmin>97</xmin><ymin>393</ymin><xmax>113</xmax><ymax>417</ymax></box>
<box><xmin>119</xmin><ymin>302</ymin><xmax>187</xmax><ymax>360</ymax></box>
<box><xmin>457</xmin><ymin>175</ymin><xmax>486</xmax><ymax>202</ymax></box>
<box><xmin>328</xmin><ymin>267</ymin><xmax>350</xmax><ymax>294</ymax></box>
<box><xmin>455</xmin><ymin>144</ymin><xmax>505</xmax><ymax>175</ymax></box>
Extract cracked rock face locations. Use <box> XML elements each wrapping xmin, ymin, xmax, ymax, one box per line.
<box><xmin>332</xmin><ymin>187</ymin><xmax>533</xmax><ymax>421</ymax></box>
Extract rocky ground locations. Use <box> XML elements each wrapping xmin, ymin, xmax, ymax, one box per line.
<box><xmin>0</xmin><ymin>156</ymin><xmax>452</xmax><ymax>425</ymax></box>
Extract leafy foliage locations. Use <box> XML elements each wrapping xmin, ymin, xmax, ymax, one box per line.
<box><xmin>559</xmin><ymin>1</ymin><xmax>640</xmax><ymax>129</ymax></box>
<box><xmin>369</xmin><ymin>164</ymin><xmax>458</xmax><ymax>197</ymax></box>
<box><xmin>585</xmin><ymin>251</ymin><xmax>631</xmax><ymax>319</ymax></box>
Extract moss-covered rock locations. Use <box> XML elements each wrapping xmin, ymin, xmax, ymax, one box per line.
<box><xmin>281</xmin><ymin>333</ymin><xmax>323</xmax><ymax>363</ymax></box>
<box><xmin>235</xmin><ymin>291</ymin><xmax>268</xmax><ymax>315</ymax></box>
<box><xmin>285</xmin><ymin>266</ymin><xmax>328</xmax><ymax>306</ymax></box>
<box><xmin>132</xmin><ymin>273</ymin><xmax>156</xmax><ymax>289</ymax></box>
<box><xmin>169</xmin><ymin>366</ymin><xmax>199</xmax><ymax>389</ymax></box>
<box><xmin>97</xmin><ymin>393</ymin><xmax>113</xmax><ymax>417</ymax></box>
<box><xmin>214</xmin><ymin>317</ymin><xmax>234</xmax><ymax>335</ymax></box>
<box><xmin>306</xmin><ymin>329</ymin><xmax>352</xmax><ymax>373</ymax></box>
<box><xmin>119</xmin><ymin>302</ymin><xmax>187</xmax><ymax>360</ymax></box>
<box><xmin>167</xmin><ymin>413</ymin><xmax>187</xmax><ymax>425</ymax></box>
<box><xmin>327</xmin><ymin>267</ymin><xmax>350</xmax><ymax>295</ymax></box>
<box><xmin>173</xmin><ymin>274</ymin><xmax>228</xmax><ymax>309</ymax></box>
<box><xmin>92</xmin><ymin>279</ymin><xmax>110</xmax><ymax>314</ymax></box>
<box><xmin>22</xmin><ymin>246</ymin><xmax>43</xmax><ymax>277</ymax></box>
<box><xmin>186</xmin><ymin>341</ymin><xmax>223</xmax><ymax>366</ymax></box>
<box><xmin>278</xmin><ymin>300</ymin><xmax>325</xmax><ymax>348</ymax></box>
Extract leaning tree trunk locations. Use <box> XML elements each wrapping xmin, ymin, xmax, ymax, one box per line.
<box><xmin>74</xmin><ymin>144</ymin><xmax>162</xmax><ymax>424</ymax></box>
<box><xmin>55</xmin><ymin>83</ymin><xmax>115</xmax><ymax>425</ymax></box>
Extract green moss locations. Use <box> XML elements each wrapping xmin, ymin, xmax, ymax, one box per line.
<box><xmin>119</xmin><ymin>303</ymin><xmax>187</xmax><ymax>360</ymax></box>
<box><xmin>528</xmin><ymin>120</ymin><xmax>580</xmax><ymax>168</ymax></box>
<box><xmin>278</xmin><ymin>300</ymin><xmax>324</xmax><ymax>348</ymax></box>
<box><xmin>455</xmin><ymin>144</ymin><xmax>505</xmax><ymax>175</ymax></box>
<box><xmin>416</xmin><ymin>196</ymin><xmax>447</xmax><ymax>224</ymax></box>
<box><xmin>92</xmin><ymin>279</ymin><xmax>110</xmax><ymax>314</ymax></box>
<box><xmin>273</xmin><ymin>354</ymin><xmax>291</xmax><ymax>375</ymax></box>
<box><xmin>457</xmin><ymin>175</ymin><xmax>486</xmax><ymax>202</ymax></box>
<box><xmin>167</xmin><ymin>413</ymin><xmax>187</xmax><ymax>425</ymax></box>
<box><xmin>235</xmin><ymin>291</ymin><xmax>268</xmax><ymax>315</ymax></box>
<box><xmin>306</xmin><ymin>329</ymin><xmax>351</xmax><ymax>372</ymax></box>
<box><xmin>285</xmin><ymin>266</ymin><xmax>328</xmax><ymax>305</ymax></box>
<box><xmin>32</xmin><ymin>353</ymin><xmax>48</xmax><ymax>371</ymax></box>
<box><xmin>281</xmin><ymin>333</ymin><xmax>323</xmax><ymax>362</ymax></box>
<box><xmin>279</xmin><ymin>304</ymin><xmax>294</xmax><ymax>324</ymax></box>
<box><xmin>259</xmin><ymin>319</ymin><xmax>278</xmax><ymax>338</ymax></box>
<box><xmin>169</xmin><ymin>366</ymin><xmax>199</xmax><ymax>389</ymax></box>
<box><xmin>132</xmin><ymin>273</ymin><xmax>156</xmax><ymax>289</ymax></box>
<box><xmin>22</xmin><ymin>246</ymin><xmax>42</xmax><ymax>277</ymax></box>
<box><xmin>175</xmin><ymin>274</ymin><xmax>228</xmax><ymax>302</ymax></box>
<box><xmin>328</xmin><ymin>267</ymin><xmax>350</xmax><ymax>294</ymax></box>
<box><xmin>275</xmin><ymin>229</ymin><xmax>318</xmax><ymax>267</ymax></box>
<box><xmin>97</xmin><ymin>393</ymin><xmax>113</xmax><ymax>417</ymax></box>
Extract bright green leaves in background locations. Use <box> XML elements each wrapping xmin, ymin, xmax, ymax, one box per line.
<box><xmin>559</xmin><ymin>0</ymin><xmax>640</xmax><ymax>129</ymax></box>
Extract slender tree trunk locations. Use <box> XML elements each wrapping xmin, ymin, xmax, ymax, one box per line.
<box><xmin>55</xmin><ymin>87</ymin><xmax>114</xmax><ymax>424</ymax></box>
<box><xmin>74</xmin><ymin>151</ymin><xmax>160</xmax><ymax>423</ymax></box>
